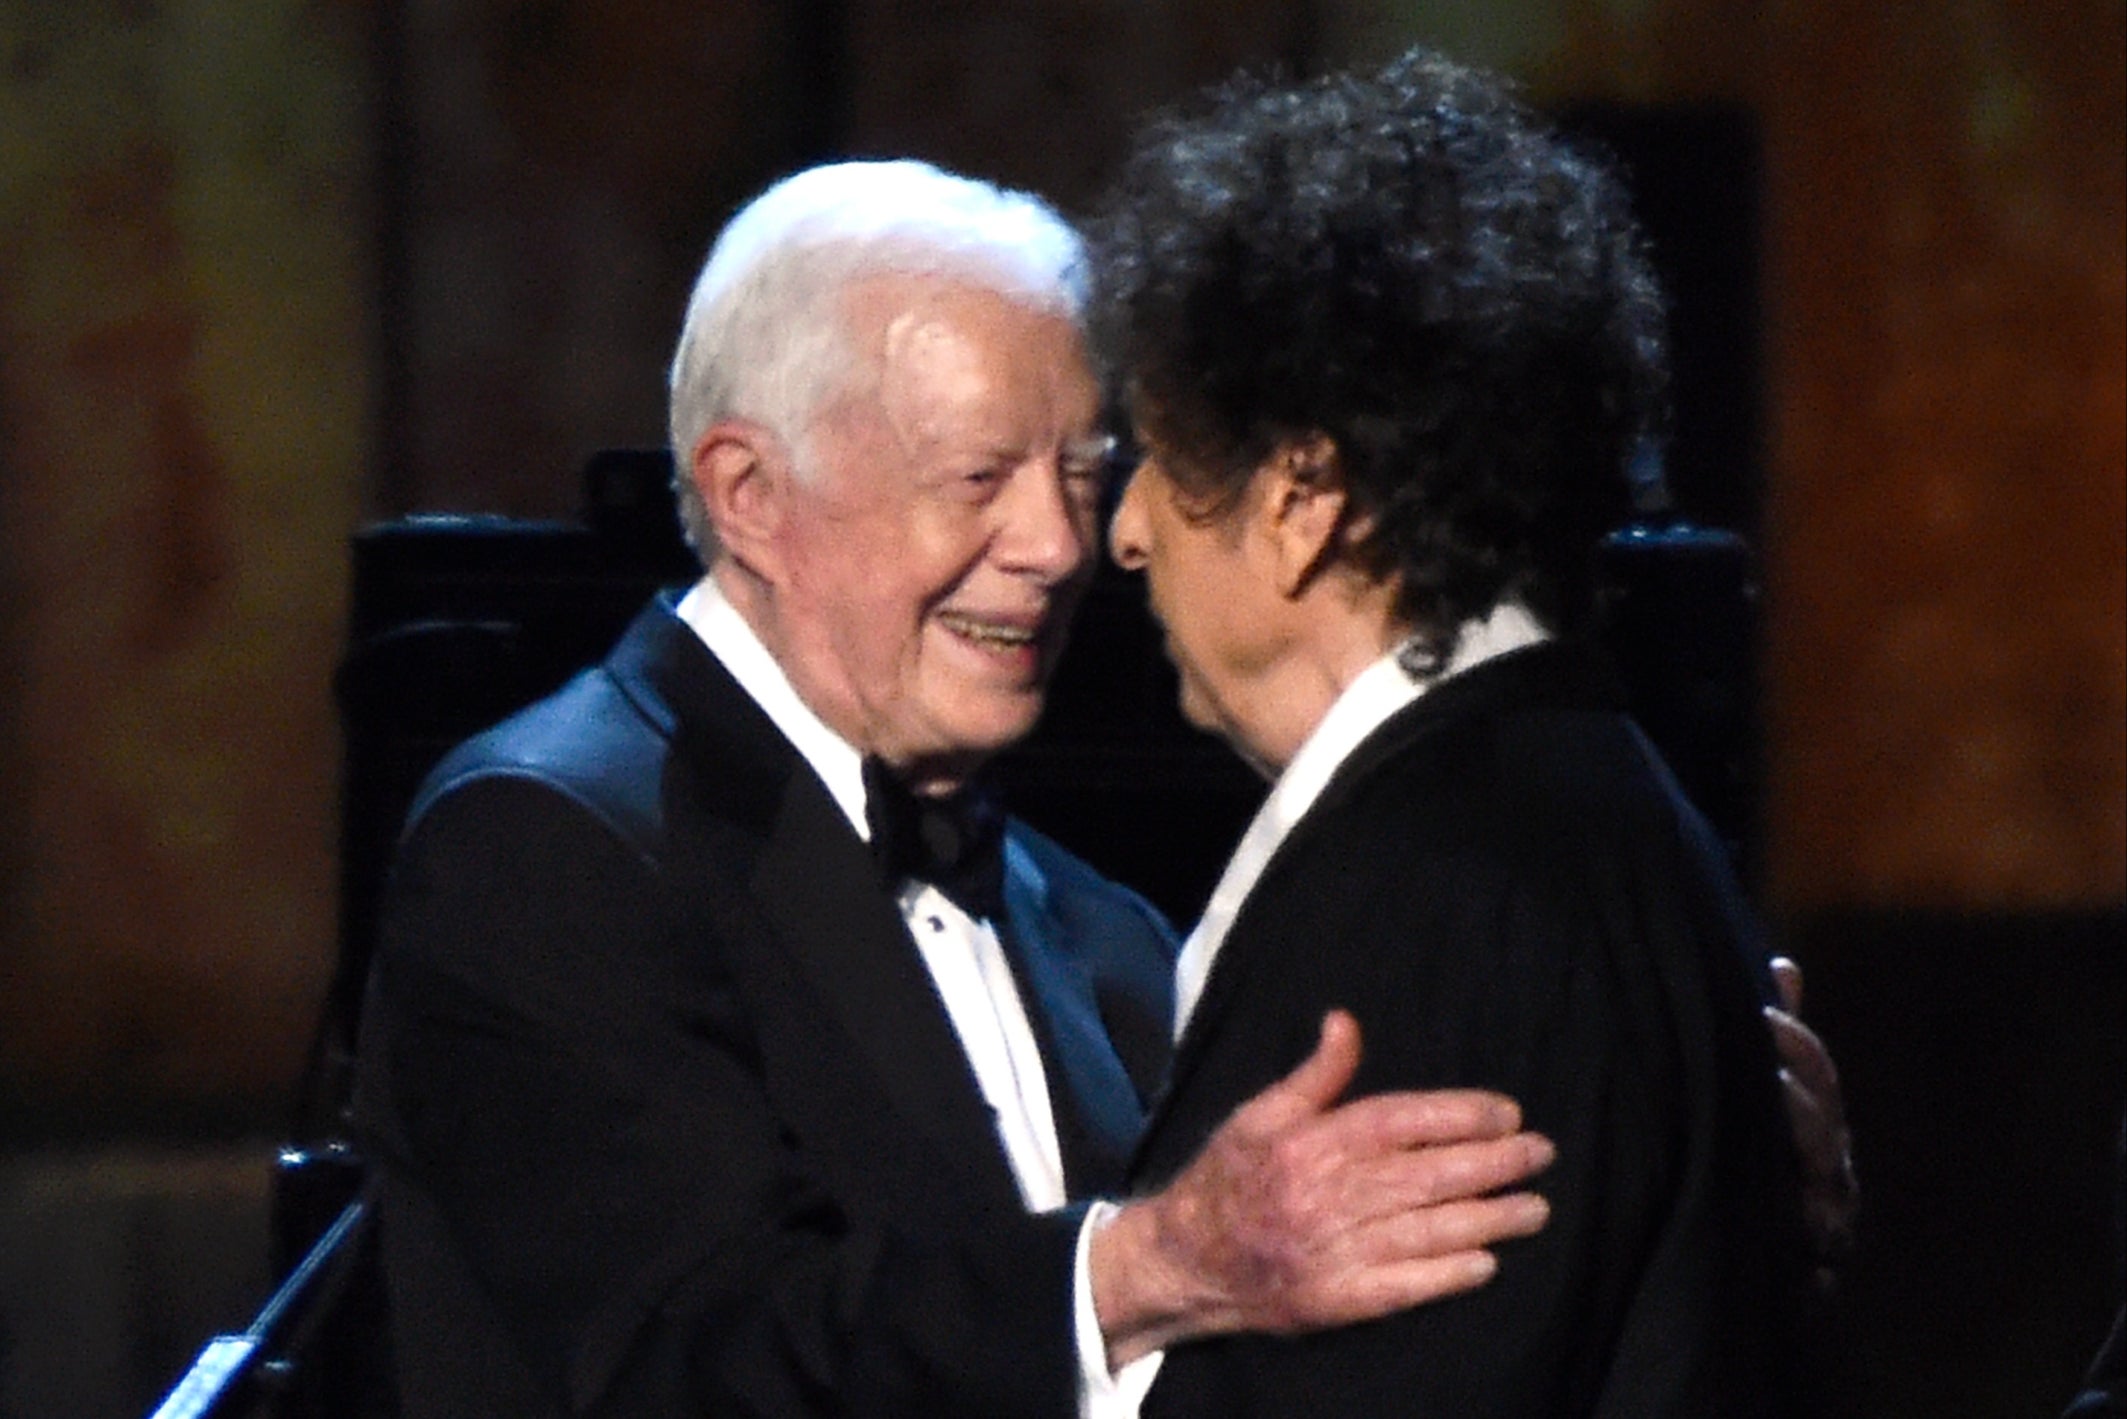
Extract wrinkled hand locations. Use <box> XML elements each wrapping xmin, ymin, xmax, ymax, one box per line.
<box><xmin>1091</xmin><ymin>1010</ymin><xmax>1554</xmax><ymax>1367</ymax></box>
<box><xmin>1766</xmin><ymin>956</ymin><xmax>1859</xmax><ymax>1281</ymax></box>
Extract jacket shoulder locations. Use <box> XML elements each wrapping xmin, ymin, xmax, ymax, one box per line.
<box><xmin>406</xmin><ymin>665</ymin><xmax>673</xmax><ymax>859</ymax></box>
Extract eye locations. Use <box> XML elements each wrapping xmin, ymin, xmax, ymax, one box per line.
<box><xmin>1057</xmin><ymin>432</ymin><xmax>1121</xmax><ymax>497</ymax></box>
<box><xmin>1060</xmin><ymin>453</ymin><xmax>1109</xmax><ymax>489</ymax></box>
<box><xmin>1055</xmin><ymin>463</ymin><xmax>1112</xmax><ymax>524</ymax></box>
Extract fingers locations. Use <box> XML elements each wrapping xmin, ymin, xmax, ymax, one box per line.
<box><xmin>1336</xmin><ymin>1131</ymin><xmax>1557</xmax><ymax>1218</ymax></box>
<box><xmin>1770</xmin><ymin>954</ymin><xmax>1804</xmax><ymax>1014</ymax></box>
<box><xmin>1767</xmin><ymin>1001</ymin><xmax>1860</xmax><ymax>1266</ymax></box>
<box><xmin>1780</xmin><ymin>1066</ymin><xmax>1860</xmax><ymax>1236</ymax></box>
<box><xmin>1244</xmin><ymin>1190</ymin><xmax>1550</xmax><ymax>1333</ymax></box>
<box><xmin>1237</xmin><ymin>1010</ymin><xmax>1364</xmax><ymax>1134</ymax></box>
<box><xmin>1770</xmin><ymin>1014</ymin><xmax>1855</xmax><ymax>1194</ymax></box>
<box><xmin>1234</xmin><ymin>1012</ymin><xmax>1526</xmax><ymax>1152</ymax></box>
<box><xmin>1762</xmin><ymin>953</ymin><xmax>1859</xmax><ymax>1257</ymax></box>
<box><xmin>1284</xmin><ymin>1250</ymin><xmax>1505</xmax><ymax>1336</ymax></box>
<box><xmin>1316</xmin><ymin>1087</ymin><xmax>1528</xmax><ymax>1158</ymax></box>
<box><xmin>1778</xmin><ymin>1068</ymin><xmax>1843</xmax><ymax>1174</ymax></box>
<box><xmin>1765</xmin><ymin>1006</ymin><xmax>1842</xmax><ymax>1119</ymax></box>
<box><xmin>1359</xmin><ymin>1188</ymin><xmax>1552</xmax><ymax>1261</ymax></box>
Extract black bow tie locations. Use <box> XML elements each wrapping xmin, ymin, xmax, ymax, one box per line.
<box><xmin>862</xmin><ymin>757</ymin><xmax>1007</xmax><ymax>922</ymax></box>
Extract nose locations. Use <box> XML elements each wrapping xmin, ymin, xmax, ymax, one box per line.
<box><xmin>1108</xmin><ymin>467</ymin><xmax>1147</xmax><ymax>571</ymax></box>
<box><xmin>996</xmin><ymin>460</ymin><xmax>1096</xmax><ymax>584</ymax></box>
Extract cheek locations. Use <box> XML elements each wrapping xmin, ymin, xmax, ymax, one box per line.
<box><xmin>869</xmin><ymin>545</ymin><xmax>980</xmax><ymax>671</ymax></box>
<box><xmin>1159</xmin><ymin>545</ymin><xmax>1215</xmax><ymax>638</ymax></box>
<box><xmin>907</xmin><ymin>511</ymin><xmax>1004</xmax><ymax>606</ymax></box>
<box><xmin>836</xmin><ymin>514</ymin><xmax>966</xmax><ymax>635</ymax></box>
<box><xmin>1175</xmin><ymin>604</ymin><xmax>1228</xmax><ymax>678</ymax></box>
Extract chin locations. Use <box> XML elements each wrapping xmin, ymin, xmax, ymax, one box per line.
<box><xmin>1176</xmin><ymin>682</ymin><xmax>1216</xmax><ymax>735</ymax></box>
<box><xmin>983</xmin><ymin>701</ymin><xmax>1048</xmax><ymax>749</ymax></box>
<box><xmin>934</xmin><ymin>694</ymin><xmax>1048</xmax><ymax>761</ymax></box>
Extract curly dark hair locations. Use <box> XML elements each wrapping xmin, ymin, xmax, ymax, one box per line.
<box><xmin>1087</xmin><ymin>47</ymin><xmax>1670</xmax><ymax>666</ymax></box>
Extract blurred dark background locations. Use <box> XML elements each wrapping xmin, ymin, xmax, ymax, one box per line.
<box><xmin>0</xmin><ymin>3</ymin><xmax>2120</xmax><ymax>1416</ymax></box>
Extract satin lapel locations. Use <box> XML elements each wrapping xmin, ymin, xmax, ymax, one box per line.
<box><xmin>1142</xmin><ymin>904</ymin><xmax>1260</xmax><ymax>1161</ymax></box>
<box><xmin>1148</xmin><ymin>650</ymin><xmax>1565</xmax><ymax>1148</ymax></box>
<box><xmin>749</xmin><ymin>760</ymin><xmax>1027</xmax><ymax>1211</ymax></box>
<box><xmin>998</xmin><ymin>837</ymin><xmax>1143</xmax><ymax>1197</ymax></box>
<box><xmin>612</xmin><ymin>595</ymin><xmax>1026</xmax><ymax>1212</ymax></box>
<box><xmin>1144</xmin><ymin>640</ymin><xmax>1625</xmax><ymax>1154</ymax></box>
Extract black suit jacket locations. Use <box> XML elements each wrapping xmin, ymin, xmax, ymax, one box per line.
<box><xmin>353</xmin><ymin>596</ymin><xmax>1176</xmax><ymax>1418</ymax></box>
<box><xmin>1136</xmin><ymin>642</ymin><xmax>1815</xmax><ymax>1419</ymax></box>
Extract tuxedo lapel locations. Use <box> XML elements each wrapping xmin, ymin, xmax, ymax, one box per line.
<box><xmin>1146</xmin><ymin>914</ymin><xmax>1260</xmax><ymax>1154</ymax></box>
<box><xmin>1147</xmin><ymin>641</ymin><xmax>1625</xmax><ymax>1150</ymax></box>
<box><xmin>750</xmin><ymin>781</ymin><xmax>1026</xmax><ymax>1209</ymax></box>
<box><xmin>999</xmin><ymin>838</ymin><xmax>1143</xmax><ymax>1196</ymax></box>
<box><xmin>610</xmin><ymin>597</ymin><xmax>1027</xmax><ymax>1214</ymax></box>
<box><xmin>1304</xmin><ymin>641</ymin><xmax>1623</xmax><ymax>830</ymax></box>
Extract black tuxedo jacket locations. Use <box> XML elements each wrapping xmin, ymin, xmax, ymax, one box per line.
<box><xmin>353</xmin><ymin>596</ymin><xmax>1176</xmax><ymax>1418</ymax></box>
<box><xmin>1136</xmin><ymin>642</ymin><xmax>1816</xmax><ymax>1419</ymax></box>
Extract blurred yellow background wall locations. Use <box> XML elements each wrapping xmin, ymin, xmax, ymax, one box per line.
<box><xmin>1</xmin><ymin>3</ymin><xmax>370</xmax><ymax>1130</ymax></box>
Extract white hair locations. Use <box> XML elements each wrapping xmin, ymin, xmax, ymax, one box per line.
<box><xmin>666</xmin><ymin>159</ymin><xmax>1090</xmax><ymax>559</ymax></box>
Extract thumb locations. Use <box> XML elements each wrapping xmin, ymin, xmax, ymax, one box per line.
<box><xmin>1242</xmin><ymin>1009</ymin><xmax>1363</xmax><ymax>1132</ymax></box>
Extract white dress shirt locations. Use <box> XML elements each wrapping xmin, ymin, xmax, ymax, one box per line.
<box><xmin>673</xmin><ymin>579</ymin><xmax>1133</xmax><ymax>1416</ymax></box>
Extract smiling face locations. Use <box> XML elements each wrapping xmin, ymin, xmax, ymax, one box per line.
<box><xmin>749</xmin><ymin>276</ymin><xmax>1109</xmax><ymax>789</ymax></box>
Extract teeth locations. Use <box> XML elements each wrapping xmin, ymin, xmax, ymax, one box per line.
<box><xmin>941</xmin><ymin>614</ymin><xmax>1036</xmax><ymax>648</ymax></box>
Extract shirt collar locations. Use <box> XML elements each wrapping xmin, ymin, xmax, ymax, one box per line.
<box><xmin>1262</xmin><ymin>599</ymin><xmax>1553</xmax><ymax>846</ymax></box>
<box><xmin>673</xmin><ymin>576</ymin><xmax>873</xmax><ymax>841</ymax></box>
<box><xmin>1172</xmin><ymin>599</ymin><xmax>1551</xmax><ymax>1034</ymax></box>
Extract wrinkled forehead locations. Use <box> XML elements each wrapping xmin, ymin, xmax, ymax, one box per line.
<box><xmin>831</xmin><ymin>274</ymin><xmax>1099</xmax><ymax>435</ymax></box>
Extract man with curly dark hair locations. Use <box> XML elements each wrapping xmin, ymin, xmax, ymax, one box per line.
<box><xmin>1087</xmin><ymin>48</ymin><xmax>1823</xmax><ymax>1417</ymax></box>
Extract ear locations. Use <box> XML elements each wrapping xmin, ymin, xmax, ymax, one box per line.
<box><xmin>690</xmin><ymin>420</ymin><xmax>791</xmax><ymax>581</ymax></box>
<box><xmin>1259</xmin><ymin>434</ymin><xmax>1353</xmax><ymax>599</ymax></box>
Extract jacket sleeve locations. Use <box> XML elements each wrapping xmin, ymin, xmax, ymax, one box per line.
<box><xmin>354</xmin><ymin>770</ymin><xmax>1086</xmax><ymax>1419</ymax></box>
